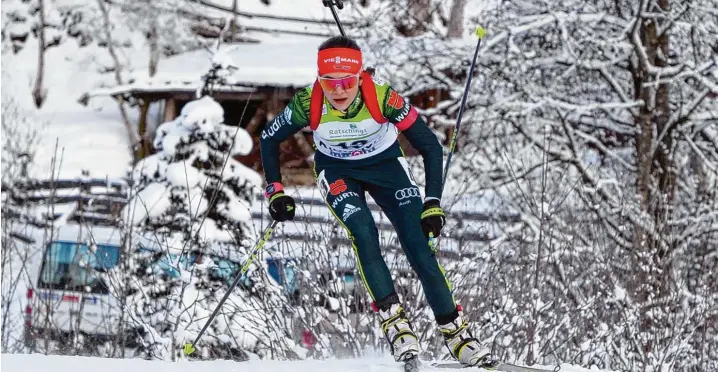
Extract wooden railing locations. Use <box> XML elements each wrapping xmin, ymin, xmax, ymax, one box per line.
<box><xmin>3</xmin><ymin>176</ymin><xmax>522</xmax><ymax>262</ymax></box>
<box><xmin>2</xmin><ymin>177</ymin><xmax>132</xmax><ymax>228</ymax></box>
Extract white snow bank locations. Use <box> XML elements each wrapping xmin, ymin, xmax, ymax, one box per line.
<box><xmin>24</xmin><ymin>99</ymin><xmax>133</xmax><ymax>180</ymax></box>
<box><xmin>0</xmin><ymin>353</ymin><xmax>614</xmax><ymax>372</ymax></box>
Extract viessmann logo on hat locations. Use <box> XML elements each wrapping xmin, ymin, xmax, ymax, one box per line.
<box><xmin>318</xmin><ymin>47</ymin><xmax>363</xmax><ymax>75</ymax></box>
<box><xmin>324</xmin><ymin>56</ymin><xmax>361</xmax><ymax>64</ymax></box>
<box><xmin>323</xmin><ymin>56</ymin><xmax>361</xmax><ymax>70</ymax></box>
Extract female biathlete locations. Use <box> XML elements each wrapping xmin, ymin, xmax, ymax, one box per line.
<box><xmin>259</xmin><ymin>35</ymin><xmax>493</xmax><ymax>367</ymax></box>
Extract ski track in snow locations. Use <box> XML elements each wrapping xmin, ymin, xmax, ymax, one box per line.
<box><xmin>0</xmin><ymin>353</ymin><xmax>606</xmax><ymax>372</ymax></box>
<box><xmin>0</xmin><ymin>354</ymin><xmax>443</xmax><ymax>372</ymax></box>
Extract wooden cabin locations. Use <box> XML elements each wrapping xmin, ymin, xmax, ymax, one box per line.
<box><xmin>83</xmin><ymin>38</ymin><xmax>451</xmax><ymax>187</ymax></box>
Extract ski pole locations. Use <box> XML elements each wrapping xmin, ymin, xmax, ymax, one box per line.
<box><xmin>183</xmin><ymin>219</ymin><xmax>279</xmax><ymax>355</ymax></box>
<box><xmin>322</xmin><ymin>0</ymin><xmax>346</xmax><ymax>36</ymax></box>
<box><xmin>321</xmin><ymin>0</ymin><xmax>378</xmax><ymax>76</ymax></box>
<box><xmin>429</xmin><ymin>26</ymin><xmax>487</xmax><ymax>249</ymax></box>
<box><xmin>441</xmin><ymin>26</ymin><xmax>487</xmax><ymax>194</ymax></box>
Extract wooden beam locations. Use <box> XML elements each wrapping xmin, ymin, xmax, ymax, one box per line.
<box><xmin>136</xmin><ymin>101</ymin><xmax>151</xmax><ymax>160</ymax></box>
<box><xmin>129</xmin><ymin>90</ymin><xmax>291</xmax><ymax>102</ymax></box>
<box><xmin>163</xmin><ymin>98</ymin><xmax>177</xmax><ymax>122</ymax></box>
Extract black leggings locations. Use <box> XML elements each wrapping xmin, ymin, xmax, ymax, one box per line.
<box><xmin>314</xmin><ymin>156</ymin><xmax>457</xmax><ymax>318</ymax></box>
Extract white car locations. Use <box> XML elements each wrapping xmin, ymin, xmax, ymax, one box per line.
<box><xmin>22</xmin><ymin>222</ymin><xmax>302</xmax><ymax>353</ymax></box>
<box><xmin>24</xmin><ymin>223</ymin><xmax>149</xmax><ymax>350</ymax></box>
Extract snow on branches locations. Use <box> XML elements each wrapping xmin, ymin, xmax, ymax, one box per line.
<box><xmin>122</xmin><ymin>96</ymin><xmax>261</xmax><ymax>251</ymax></box>
<box><xmin>454</xmin><ymin>1</ymin><xmax>717</xmax><ymax>371</ymax></box>
<box><xmin>115</xmin><ymin>96</ymin><xmax>308</xmax><ymax>361</ymax></box>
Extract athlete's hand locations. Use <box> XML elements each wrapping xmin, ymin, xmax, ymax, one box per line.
<box><xmin>265</xmin><ymin>182</ymin><xmax>296</xmax><ymax>222</ymax></box>
<box><xmin>420</xmin><ymin>199</ymin><xmax>445</xmax><ymax>239</ymax></box>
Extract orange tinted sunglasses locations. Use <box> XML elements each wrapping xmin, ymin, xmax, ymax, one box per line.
<box><xmin>318</xmin><ymin>74</ymin><xmax>360</xmax><ymax>92</ymax></box>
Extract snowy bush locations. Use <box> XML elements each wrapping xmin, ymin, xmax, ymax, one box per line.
<box><xmin>117</xmin><ymin>96</ymin><xmax>305</xmax><ymax>361</ymax></box>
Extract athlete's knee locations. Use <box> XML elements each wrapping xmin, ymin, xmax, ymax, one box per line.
<box><xmin>395</xmin><ymin>220</ymin><xmax>434</xmax><ymax>260</ymax></box>
<box><xmin>343</xmin><ymin>211</ymin><xmax>379</xmax><ymax>247</ymax></box>
<box><xmin>403</xmin><ymin>239</ymin><xmax>442</xmax><ymax>274</ymax></box>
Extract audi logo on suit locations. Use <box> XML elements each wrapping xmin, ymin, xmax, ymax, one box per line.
<box><xmin>395</xmin><ymin>187</ymin><xmax>421</xmax><ymax>200</ymax></box>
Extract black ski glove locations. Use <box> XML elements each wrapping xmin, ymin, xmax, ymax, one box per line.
<box><xmin>265</xmin><ymin>182</ymin><xmax>296</xmax><ymax>222</ymax></box>
<box><xmin>420</xmin><ymin>199</ymin><xmax>446</xmax><ymax>239</ymax></box>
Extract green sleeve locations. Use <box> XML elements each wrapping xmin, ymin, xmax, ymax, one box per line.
<box><xmin>400</xmin><ymin>117</ymin><xmax>445</xmax><ymax>201</ymax></box>
<box><xmin>259</xmin><ymin>87</ymin><xmax>311</xmax><ymax>185</ymax></box>
<box><xmin>377</xmin><ymin>83</ymin><xmax>445</xmax><ymax>201</ymax></box>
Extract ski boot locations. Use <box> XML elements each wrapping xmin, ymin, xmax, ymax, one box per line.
<box><xmin>372</xmin><ymin>296</ymin><xmax>420</xmax><ymax>362</ymax></box>
<box><xmin>438</xmin><ymin>305</ymin><xmax>498</xmax><ymax>368</ymax></box>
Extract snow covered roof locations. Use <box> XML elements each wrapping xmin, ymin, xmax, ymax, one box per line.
<box><xmin>79</xmin><ymin>0</ymin><xmax>367</xmax><ymax>101</ymax></box>
<box><xmin>86</xmin><ymin>36</ymin><xmax>327</xmax><ymax>99</ymax></box>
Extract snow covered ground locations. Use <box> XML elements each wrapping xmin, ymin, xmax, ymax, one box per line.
<box><xmin>0</xmin><ymin>353</ymin><xmax>611</xmax><ymax>372</ymax></box>
<box><xmin>1</xmin><ymin>32</ymin><xmax>138</xmax><ymax>180</ymax></box>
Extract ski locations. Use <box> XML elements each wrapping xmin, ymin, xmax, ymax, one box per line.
<box><xmin>430</xmin><ymin>361</ymin><xmax>557</xmax><ymax>372</ymax></box>
<box><xmin>403</xmin><ymin>354</ymin><xmax>421</xmax><ymax>372</ymax></box>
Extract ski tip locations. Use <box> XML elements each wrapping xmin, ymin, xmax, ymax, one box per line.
<box><xmin>475</xmin><ymin>26</ymin><xmax>487</xmax><ymax>39</ymax></box>
<box><xmin>183</xmin><ymin>343</ymin><xmax>196</xmax><ymax>355</ymax></box>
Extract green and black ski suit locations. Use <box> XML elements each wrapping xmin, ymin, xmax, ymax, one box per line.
<box><xmin>259</xmin><ymin>76</ymin><xmax>457</xmax><ymax>319</ymax></box>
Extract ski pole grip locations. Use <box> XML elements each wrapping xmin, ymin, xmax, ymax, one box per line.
<box><xmin>322</xmin><ymin>0</ymin><xmax>343</xmax><ymax>9</ymax></box>
<box><xmin>475</xmin><ymin>26</ymin><xmax>487</xmax><ymax>39</ymax></box>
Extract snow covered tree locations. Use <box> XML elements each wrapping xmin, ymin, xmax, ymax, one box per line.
<box><xmin>123</xmin><ymin>95</ymin><xmax>261</xmax><ymax>240</ymax></box>
<box><xmin>464</xmin><ymin>1</ymin><xmax>718</xmax><ymax>370</ymax></box>
<box><xmin>1</xmin><ymin>0</ymin><xmax>73</xmax><ymax>54</ymax></box>
<box><xmin>117</xmin><ymin>95</ymin><xmax>305</xmax><ymax>360</ymax></box>
<box><xmin>426</xmin><ymin>1</ymin><xmax>717</xmax><ymax>371</ymax></box>
<box><xmin>1</xmin><ymin>0</ymin><xmax>75</xmax><ymax>107</ymax></box>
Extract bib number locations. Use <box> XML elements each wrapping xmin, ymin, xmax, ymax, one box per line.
<box><xmin>335</xmin><ymin>139</ymin><xmax>369</xmax><ymax>150</ymax></box>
